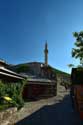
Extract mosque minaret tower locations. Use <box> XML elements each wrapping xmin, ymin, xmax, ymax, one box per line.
<box><xmin>44</xmin><ymin>42</ymin><xmax>48</xmax><ymax>66</ymax></box>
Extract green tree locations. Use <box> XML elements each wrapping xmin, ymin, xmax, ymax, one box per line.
<box><xmin>16</xmin><ymin>64</ymin><xmax>30</xmax><ymax>73</ymax></box>
<box><xmin>72</xmin><ymin>31</ymin><xmax>83</xmax><ymax>66</ymax></box>
<box><xmin>67</xmin><ymin>64</ymin><xmax>74</xmax><ymax>68</ymax></box>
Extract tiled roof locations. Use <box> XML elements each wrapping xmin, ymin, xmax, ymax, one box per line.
<box><xmin>27</xmin><ymin>78</ymin><xmax>56</xmax><ymax>85</ymax></box>
<box><xmin>0</xmin><ymin>72</ymin><xmax>24</xmax><ymax>79</ymax></box>
<box><xmin>0</xmin><ymin>66</ymin><xmax>24</xmax><ymax>80</ymax></box>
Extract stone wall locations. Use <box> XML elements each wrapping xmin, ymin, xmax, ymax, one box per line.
<box><xmin>0</xmin><ymin>107</ymin><xmax>17</xmax><ymax>125</ymax></box>
<box><xmin>56</xmin><ymin>74</ymin><xmax>71</xmax><ymax>85</ymax></box>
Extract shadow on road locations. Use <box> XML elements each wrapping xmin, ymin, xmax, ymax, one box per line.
<box><xmin>15</xmin><ymin>94</ymin><xmax>80</xmax><ymax>125</ymax></box>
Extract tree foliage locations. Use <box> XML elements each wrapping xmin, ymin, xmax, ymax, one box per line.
<box><xmin>72</xmin><ymin>31</ymin><xmax>83</xmax><ymax>65</ymax></box>
<box><xmin>67</xmin><ymin>64</ymin><xmax>74</xmax><ymax>68</ymax></box>
<box><xmin>16</xmin><ymin>64</ymin><xmax>30</xmax><ymax>73</ymax></box>
<box><xmin>0</xmin><ymin>80</ymin><xmax>27</xmax><ymax>109</ymax></box>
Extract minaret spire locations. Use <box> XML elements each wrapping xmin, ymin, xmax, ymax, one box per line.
<box><xmin>44</xmin><ymin>41</ymin><xmax>48</xmax><ymax>66</ymax></box>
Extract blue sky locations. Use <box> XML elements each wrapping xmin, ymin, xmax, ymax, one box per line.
<box><xmin>0</xmin><ymin>0</ymin><xmax>83</xmax><ymax>73</ymax></box>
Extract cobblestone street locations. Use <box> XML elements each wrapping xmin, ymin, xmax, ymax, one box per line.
<box><xmin>8</xmin><ymin>84</ymin><xmax>80</xmax><ymax>125</ymax></box>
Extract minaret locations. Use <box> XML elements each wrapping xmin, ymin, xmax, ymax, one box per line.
<box><xmin>44</xmin><ymin>42</ymin><xmax>48</xmax><ymax>66</ymax></box>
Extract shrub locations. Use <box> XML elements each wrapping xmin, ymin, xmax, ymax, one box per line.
<box><xmin>0</xmin><ymin>80</ymin><xmax>27</xmax><ymax>109</ymax></box>
<box><xmin>0</xmin><ymin>81</ymin><xmax>6</xmax><ymax>96</ymax></box>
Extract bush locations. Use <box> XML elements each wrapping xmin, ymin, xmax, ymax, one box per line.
<box><xmin>0</xmin><ymin>80</ymin><xmax>27</xmax><ymax>109</ymax></box>
<box><xmin>0</xmin><ymin>81</ymin><xmax>6</xmax><ymax>96</ymax></box>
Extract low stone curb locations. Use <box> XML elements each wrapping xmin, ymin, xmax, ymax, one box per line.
<box><xmin>0</xmin><ymin>107</ymin><xmax>17</xmax><ymax>125</ymax></box>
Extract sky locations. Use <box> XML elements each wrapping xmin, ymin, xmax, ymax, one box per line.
<box><xmin>0</xmin><ymin>0</ymin><xmax>83</xmax><ymax>73</ymax></box>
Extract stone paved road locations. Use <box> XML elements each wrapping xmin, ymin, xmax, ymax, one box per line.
<box><xmin>14</xmin><ymin>86</ymin><xmax>80</xmax><ymax>125</ymax></box>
